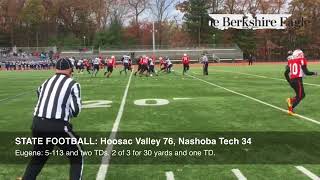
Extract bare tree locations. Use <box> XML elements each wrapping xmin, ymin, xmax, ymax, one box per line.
<box><xmin>209</xmin><ymin>0</ymin><xmax>225</xmax><ymax>13</ymax></box>
<box><xmin>127</xmin><ymin>0</ymin><xmax>148</xmax><ymax>41</ymax></box>
<box><xmin>246</xmin><ymin>0</ymin><xmax>259</xmax><ymax>14</ymax></box>
<box><xmin>128</xmin><ymin>0</ymin><xmax>148</xmax><ymax>25</ymax></box>
<box><xmin>109</xmin><ymin>0</ymin><xmax>131</xmax><ymax>23</ymax></box>
<box><xmin>224</xmin><ymin>0</ymin><xmax>250</xmax><ymax>13</ymax></box>
<box><xmin>150</xmin><ymin>0</ymin><xmax>176</xmax><ymax>46</ymax></box>
<box><xmin>103</xmin><ymin>0</ymin><xmax>116</xmax><ymax>28</ymax></box>
<box><xmin>274</xmin><ymin>0</ymin><xmax>286</xmax><ymax>13</ymax></box>
<box><xmin>224</xmin><ymin>0</ymin><xmax>237</xmax><ymax>13</ymax></box>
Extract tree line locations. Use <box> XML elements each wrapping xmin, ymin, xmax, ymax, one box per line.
<box><xmin>0</xmin><ymin>0</ymin><xmax>319</xmax><ymax>60</ymax></box>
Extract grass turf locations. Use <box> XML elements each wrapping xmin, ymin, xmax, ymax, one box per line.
<box><xmin>0</xmin><ymin>63</ymin><xmax>320</xmax><ymax>179</ymax></box>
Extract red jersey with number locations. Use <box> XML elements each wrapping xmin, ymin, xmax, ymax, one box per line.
<box><xmin>107</xmin><ymin>58</ymin><xmax>116</xmax><ymax>67</ymax></box>
<box><xmin>99</xmin><ymin>58</ymin><xmax>104</xmax><ymax>66</ymax></box>
<box><xmin>182</xmin><ymin>56</ymin><xmax>190</xmax><ymax>64</ymax></box>
<box><xmin>138</xmin><ymin>58</ymin><xmax>143</xmax><ymax>65</ymax></box>
<box><xmin>159</xmin><ymin>58</ymin><xmax>165</xmax><ymax>65</ymax></box>
<box><xmin>142</xmin><ymin>57</ymin><xmax>149</xmax><ymax>65</ymax></box>
<box><xmin>288</xmin><ymin>58</ymin><xmax>307</xmax><ymax>79</ymax></box>
<box><xmin>83</xmin><ymin>59</ymin><xmax>90</xmax><ymax>67</ymax></box>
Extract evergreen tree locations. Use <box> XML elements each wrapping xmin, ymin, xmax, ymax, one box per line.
<box><xmin>183</xmin><ymin>0</ymin><xmax>216</xmax><ymax>45</ymax></box>
<box><xmin>93</xmin><ymin>16</ymin><xmax>124</xmax><ymax>48</ymax></box>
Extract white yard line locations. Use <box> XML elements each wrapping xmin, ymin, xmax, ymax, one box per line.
<box><xmin>295</xmin><ymin>166</ymin><xmax>320</xmax><ymax>180</ymax></box>
<box><xmin>215</xmin><ymin>69</ymin><xmax>320</xmax><ymax>87</ymax></box>
<box><xmin>0</xmin><ymin>91</ymin><xmax>32</xmax><ymax>103</ymax></box>
<box><xmin>188</xmin><ymin>73</ymin><xmax>320</xmax><ymax>125</ymax></box>
<box><xmin>231</xmin><ymin>169</ymin><xmax>247</xmax><ymax>180</ymax></box>
<box><xmin>96</xmin><ymin>71</ymin><xmax>133</xmax><ymax>180</ymax></box>
<box><xmin>165</xmin><ymin>171</ymin><xmax>175</xmax><ymax>180</ymax></box>
<box><xmin>173</xmin><ymin>97</ymin><xmax>193</xmax><ymax>100</ymax></box>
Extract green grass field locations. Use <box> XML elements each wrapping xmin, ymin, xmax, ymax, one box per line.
<box><xmin>0</xmin><ymin>63</ymin><xmax>320</xmax><ymax>180</ymax></box>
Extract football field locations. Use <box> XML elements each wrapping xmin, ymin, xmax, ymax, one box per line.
<box><xmin>0</xmin><ymin>63</ymin><xmax>320</xmax><ymax>180</ymax></box>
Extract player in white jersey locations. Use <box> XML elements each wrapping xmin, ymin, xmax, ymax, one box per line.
<box><xmin>165</xmin><ymin>57</ymin><xmax>173</xmax><ymax>73</ymax></box>
<box><xmin>69</xmin><ymin>57</ymin><xmax>75</xmax><ymax>66</ymax></box>
<box><xmin>77</xmin><ymin>59</ymin><xmax>84</xmax><ymax>73</ymax></box>
<box><xmin>92</xmin><ymin>57</ymin><xmax>100</xmax><ymax>77</ymax></box>
<box><xmin>120</xmin><ymin>55</ymin><xmax>131</xmax><ymax>75</ymax></box>
<box><xmin>148</xmin><ymin>56</ymin><xmax>157</xmax><ymax>76</ymax></box>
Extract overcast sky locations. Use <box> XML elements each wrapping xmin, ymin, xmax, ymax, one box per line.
<box><xmin>137</xmin><ymin>0</ymin><xmax>292</xmax><ymax>24</ymax></box>
<box><xmin>139</xmin><ymin>0</ymin><xmax>184</xmax><ymax>23</ymax></box>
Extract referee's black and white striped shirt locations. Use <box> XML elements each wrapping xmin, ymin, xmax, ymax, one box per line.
<box><xmin>34</xmin><ymin>73</ymin><xmax>81</xmax><ymax>121</ymax></box>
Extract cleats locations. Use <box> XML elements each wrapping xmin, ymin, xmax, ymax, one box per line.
<box><xmin>288</xmin><ymin>111</ymin><xmax>294</xmax><ymax>116</ymax></box>
<box><xmin>287</xmin><ymin>98</ymin><xmax>294</xmax><ymax>115</ymax></box>
<box><xmin>287</xmin><ymin>98</ymin><xmax>292</xmax><ymax>107</ymax></box>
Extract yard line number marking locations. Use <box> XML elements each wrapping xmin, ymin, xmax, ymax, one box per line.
<box><xmin>84</xmin><ymin>98</ymin><xmax>192</xmax><ymax>109</ymax></box>
<box><xmin>134</xmin><ymin>99</ymin><xmax>169</xmax><ymax>106</ymax></box>
<box><xmin>82</xmin><ymin>100</ymin><xmax>113</xmax><ymax>108</ymax></box>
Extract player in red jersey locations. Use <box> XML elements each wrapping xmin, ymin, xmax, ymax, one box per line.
<box><xmin>159</xmin><ymin>56</ymin><xmax>166</xmax><ymax>72</ymax></box>
<box><xmin>83</xmin><ymin>58</ymin><xmax>91</xmax><ymax>74</ymax></box>
<box><xmin>182</xmin><ymin>53</ymin><xmax>190</xmax><ymax>75</ymax></box>
<box><xmin>104</xmin><ymin>56</ymin><xmax>116</xmax><ymax>78</ymax></box>
<box><xmin>134</xmin><ymin>56</ymin><xmax>143</xmax><ymax>76</ymax></box>
<box><xmin>284</xmin><ymin>51</ymin><xmax>294</xmax><ymax>89</ymax></box>
<box><xmin>139</xmin><ymin>55</ymin><xmax>149</xmax><ymax>76</ymax></box>
<box><xmin>286</xmin><ymin>49</ymin><xmax>317</xmax><ymax>115</ymax></box>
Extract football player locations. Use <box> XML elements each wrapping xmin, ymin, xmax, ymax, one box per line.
<box><xmin>159</xmin><ymin>56</ymin><xmax>167</xmax><ymax>72</ymax></box>
<box><xmin>139</xmin><ymin>55</ymin><xmax>149</xmax><ymax>77</ymax></box>
<box><xmin>148</xmin><ymin>56</ymin><xmax>157</xmax><ymax>76</ymax></box>
<box><xmin>120</xmin><ymin>54</ymin><xmax>131</xmax><ymax>75</ymax></box>
<box><xmin>77</xmin><ymin>59</ymin><xmax>84</xmax><ymax>74</ymax></box>
<box><xmin>284</xmin><ymin>51</ymin><xmax>294</xmax><ymax>89</ymax></box>
<box><xmin>165</xmin><ymin>57</ymin><xmax>173</xmax><ymax>73</ymax></box>
<box><xmin>182</xmin><ymin>53</ymin><xmax>190</xmax><ymax>75</ymax></box>
<box><xmin>128</xmin><ymin>57</ymin><xmax>132</xmax><ymax>71</ymax></box>
<box><xmin>134</xmin><ymin>56</ymin><xmax>143</xmax><ymax>76</ymax></box>
<box><xmin>286</xmin><ymin>49</ymin><xmax>317</xmax><ymax>115</ymax></box>
<box><xmin>105</xmin><ymin>56</ymin><xmax>116</xmax><ymax>78</ymax></box>
<box><xmin>83</xmin><ymin>58</ymin><xmax>91</xmax><ymax>74</ymax></box>
<box><xmin>92</xmin><ymin>57</ymin><xmax>100</xmax><ymax>77</ymax></box>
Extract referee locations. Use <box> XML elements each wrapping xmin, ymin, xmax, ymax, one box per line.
<box><xmin>22</xmin><ymin>58</ymin><xmax>83</xmax><ymax>180</ymax></box>
<box><xmin>201</xmin><ymin>54</ymin><xmax>209</xmax><ymax>75</ymax></box>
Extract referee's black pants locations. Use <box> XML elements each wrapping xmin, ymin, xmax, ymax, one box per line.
<box><xmin>203</xmin><ymin>63</ymin><xmax>208</xmax><ymax>75</ymax></box>
<box><xmin>291</xmin><ymin>78</ymin><xmax>305</xmax><ymax>109</ymax></box>
<box><xmin>23</xmin><ymin>117</ymin><xmax>83</xmax><ymax>180</ymax></box>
